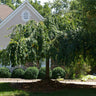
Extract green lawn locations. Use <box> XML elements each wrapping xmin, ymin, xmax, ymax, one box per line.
<box><xmin>0</xmin><ymin>83</ymin><xmax>96</xmax><ymax>96</ymax></box>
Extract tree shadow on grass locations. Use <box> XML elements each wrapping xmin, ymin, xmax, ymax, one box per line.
<box><xmin>1</xmin><ymin>81</ymin><xmax>96</xmax><ymax>96</ymax></box>
<box><xmin>0</xmin><ymin>83</ymin><xmax>31</xmax><ymax>96</ymax></box>
<box><xmin>0</xmin><ymin>83</ymin><xmax>15</xmax><ymax>92</ymax></box>
<box><xmin>10</xmin><ymin>79</ymin><xmax>96</xmax><ymax>96</ymax></box>
<box><xmin>13</xmin><ymin>88</ymin><xmax>96</xmax><ymax>96</ymax></box>
<box><xmin>11</xmin><ymin>79</ymin><xmax>96</xmax><ymax>92</ymax></box>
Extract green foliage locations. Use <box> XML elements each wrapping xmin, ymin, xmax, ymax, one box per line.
<box><xmin>0</xmin><ymin>0</ymin><xmax>96</xmax><ymax>79</ymax></box>
<box><xmin>42</xmin><ymin>3</ymin><xmax>51</xmax><ymax>17</ymax></box>
<box><xmin>65</xmin><ymin>56</ymin><xmax>91</xmax><ymax>79</ymax></box>
<box><xmin>0</xmin><ymin>50</ymin><xmax>10</xmax><ymax>66</ymax></box>
<box><xmin>0</xmin><ymin>0</ymin><xmax>16</xmax><ymax>10</ymax></box>
<box><xmin>0</xmin><ymin>67</ymin><xmax>11</xmax><ymax>78</ymax></box>
<box><xmin>29</xmin><ymin>0</ymin><xmax>51</xmax><ymax>17</ymax></box>
<box><xmin>7</xmin><ymin>3</ymin><xmax>16</xmax><ymax>10</ymax></box>
<box><xmin>81</xmin><ymin>75</ymin><xmax>96</xmax><ymax>81</ymax></box>
<box><xmin>1</xmin><ymin>0</ymin><xmax>11</xmax><ymax>4</ymax></box>
<box><xmin>38</xmin><ymin>67</ymin><xmax>52</xmax><ymax>79</ymax></box>
<box><xmin>51</xmin><ymin>0</ymin><xmax>69</xmax><ymax>15</ymax></box>
<box><xmin>24</xmin><ymin>67</ymin><xmax>39</xmax><ymax>79</ymax></box>
<box><xmin>11</xmin><ymin>68</ymin><xmax>25</xmax><ymax>78</ymax></box>
<box><xmin>52</xmin><ymin>67</ymin><xmax>65</xmax><ymax>79</ymax></box>
<box><xmin>5</xmin><ymin>21</ymin><xmax>39</xmax><ymax>66</ymax></box>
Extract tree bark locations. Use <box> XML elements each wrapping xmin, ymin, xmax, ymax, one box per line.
<box><xmin>37</xmin><ymin>60</ymin><xmax>39</xmax><ymax>68</ymax></box>
<box><xmin>46</xmin><ymin>57</ymin><xmax>50</xmax><ymax>79</ymax></box>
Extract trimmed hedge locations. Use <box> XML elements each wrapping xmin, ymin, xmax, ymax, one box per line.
<box><xmin>52</xmin><ymin>67</ymin><xmax>65</xmax><ymax>79</ymax></box>
<box><xmin>12</xmin><ymin>68</ymin><xmax>25</xmax><ymax>78</ymax></box>
<box><xmin>38</xmin><ymin>67</ymin><xmax>52</xmax><ymax>79</ymax></box>
<box><xmin>24</xmin><ymin>67</ymin><xmax>39</xmax><ymax>79</ymax></box>
<box><xmin>0</xmin><ymin>67</ymin><xmax>11</xmax><ymax>78</ymax></box>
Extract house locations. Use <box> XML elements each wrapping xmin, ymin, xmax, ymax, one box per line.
<box><xmin>0</xmin><ymin>0</ymin><xmax>44</xmax><ymax>50</ymax></box>
<box><xmin>0</xmin><ymin>0</ymin><xmax>51</xmax><ymax>69</ymax></box>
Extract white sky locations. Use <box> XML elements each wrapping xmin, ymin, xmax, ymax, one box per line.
<box><xmin>38</xmin><ymin>0</ymin><xmax>53</xmax><ymax>5</ymax></box>
<box><xmin>21</xmin><ymin>0</ymin><xmax>53</xmax><ymax>5</ymax></box>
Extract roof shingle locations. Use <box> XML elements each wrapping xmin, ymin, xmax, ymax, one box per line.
<box><xmin>0</xmin><ymin>4</ymin><xmax>13</xmax><ymax>20</ymax></box>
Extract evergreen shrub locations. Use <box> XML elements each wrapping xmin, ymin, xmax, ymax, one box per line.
<box><xmin>24</xmin><ymin>67</ymin><xmax>39</xmax><ymax>79</ymax></box>
<box><xmin>38</xmin><ymin>67</ymin><xmax>52</xmax><ymax>79</ymax></box>
<box><xmin>0</xmin><ymin>67</ymin><xmax>11</xmax><ymax>78</ymax></box>
<box><xmin>12</xmin><ymin>68</ymin><xmax>25</xmax><ymax>78</ymax></box>
<box><xmin>52</xmin><ymin>67</ymin><xmax>65</xmax><ymax>79</ymax></box>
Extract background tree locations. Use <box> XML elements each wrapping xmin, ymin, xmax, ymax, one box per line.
<box><xmin>42</xmin><ymin>3</ymin><xmax>51</xmax><ymax>17</ymax></box>
<box><xmin>51</xmin><ymin>0</ymin><xmax>69</xmax><ymax>15</ymax></box>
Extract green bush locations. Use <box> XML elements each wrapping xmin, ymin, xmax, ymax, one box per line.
<box><xmin>24</xmin><ymin>67</ymin><xmax>39</xmax><ymax>79</ymax></box>
<box><xmin>52</xmin><ymin>67</ymin><xmax>65</xmax><ymax>79</ymax></box>
<box><xmin>12</xmin><ymin>68</ymin><xmax>25</xmax><ymax>78</ymax></box>
<box><xmin>0</xmin><ymin>67</ymin><xmax>11</xmax><ymax>78</ymax></box>
<box><xmin>64</xmin><ymin>56</ymin><xmax>91</xmax><ymax>79</ymax></box>
<box><xmin>38</xmin><ymin>67</ymin><xmax>52</xmax><ymax>79</ymax></box>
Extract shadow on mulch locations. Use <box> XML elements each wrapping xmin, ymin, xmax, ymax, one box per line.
<box><xmin>10</xmin><ymin>80</ymin><xmax>96</xmax><ymax>93</ymax></box>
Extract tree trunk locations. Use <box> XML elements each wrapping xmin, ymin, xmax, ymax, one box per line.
<box><xmin>37</xmin><ymin>60</ymin><xmax>39</xmax><ymax>68</ymax></box>
<box><xmin>46</xmin><ymin>57</ymin><xmax>50</xmax><ymax>79</ymax></box>
<box><xmin>83</xmin><ymin>43</ymin><xmax>86</xmax><ymax>61</ymax></box>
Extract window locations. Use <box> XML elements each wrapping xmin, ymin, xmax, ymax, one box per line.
<box><xmin>21</xmin><ymin>10</ymin><xmax>30</xmax><ymax>22</ymax></box>
<box><xmin>0</xmin><ymin>18</ymin><xmax>2</xmax><ymax>23</ymax></box>
<box><xmin>23</xmin><ymin>11</ymin><xmax>28</xmax><ymax>19</ymax></box>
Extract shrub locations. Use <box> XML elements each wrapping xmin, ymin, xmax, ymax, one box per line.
<box><xmin>65</xmin><ymin>56</ymin><xmax>91</xmax><ymax>79</ymax></box>
<box><xmin>0</xmin><ymin>67</ymin><xmax>11</xmax><ymax>78</ymax></box>
<box><xmin>52</xmin><ymin>67</ymin><xmax>65</xmax><ymax>79</ymax></box>
<box><xmin>24</xmin><ymin>67</ymin><xmax>39</xmax><ymax>79</ymax></box>
<box><xmin>12</xmin><ymin>68</ymin><xmax>25</xmax><ymax>78</ymax></box>
<box><xmin>38</xmin><ymin>67</ymin><xmax>52</xmax><ymax>79</ymax></box>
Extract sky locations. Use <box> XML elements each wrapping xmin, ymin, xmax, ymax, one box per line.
<box><xmin>22</xmin><ymin>0</ymin><xmax>53</xmax><ymax>5</ymax></box>
<box><xmin>37</xmin><ymin>0</ymin><xmax>53</xmax><ymax>5</ymax></box>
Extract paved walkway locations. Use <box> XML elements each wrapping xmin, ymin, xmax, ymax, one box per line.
<box><xmin>0</xmin><ymin>78</ymin><xmax>96</xmax><ymax>86</ymax></box>
<box><xmin>59</xmin><ymin>81</ymin><xmax>96</xmax><ymax>86</ymax></box>
<box><xmin>0</xmin><ymin>78</ymin><xmax>41</xmax><ymax>83</ymax></box>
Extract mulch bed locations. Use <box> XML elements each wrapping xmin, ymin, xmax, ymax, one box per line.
<box><xmin>10</xmin><ymin>79</ymin><xmax>96</xmax><ymax>92</ymax></box>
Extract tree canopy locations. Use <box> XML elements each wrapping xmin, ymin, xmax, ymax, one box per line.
<box><xmin>0</xmin><ymin>0</ymin><xmax>96</xmax><ymax>79</ymax></box>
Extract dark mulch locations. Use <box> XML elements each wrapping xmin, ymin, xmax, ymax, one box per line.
<box><xmin>10</xmin><ymin>79</ymin><xmax>96</xmax><ymax>92</ymax></box>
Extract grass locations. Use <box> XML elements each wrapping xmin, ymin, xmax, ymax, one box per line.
<box><xmin>0</xmin><ymin>83</ymin><xmax>29</xmax><ymax>96</ymax></box>
<box><xmin>81</xmin><ymin>75</ymin><xmax>96</xmax><ymax>81</ymax></box>
<box><xmin>56</xmin><ymin>78</ymin><xmax>64</xmax><ymax>81</ymax></box>
<box><xmin>0</xmin><ymin>83</ymin><xmax>96</xmax><ymax>96</ymax></box>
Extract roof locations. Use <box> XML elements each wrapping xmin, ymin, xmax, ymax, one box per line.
<box><xmin>0</xmin><ymin>4</ymin><xmax>13</xmax><ymax>20</ymax></box>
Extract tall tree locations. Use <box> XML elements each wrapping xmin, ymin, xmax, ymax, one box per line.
<box><xmin>51</xmin><ymin>0</ymin><xmax>69</xmax><ymax>15</ymax></box>
<box><xmin>42</xmin><ymin>3</ymin><xmax>51</xmax><ymax>17</ymax></box>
